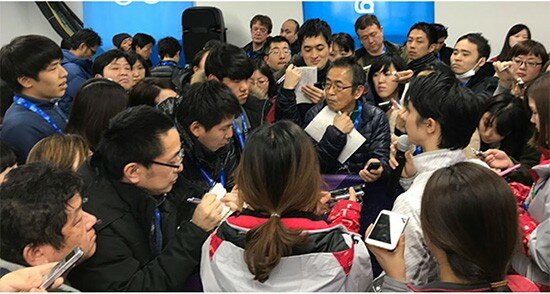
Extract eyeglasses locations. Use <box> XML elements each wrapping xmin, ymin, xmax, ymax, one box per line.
<box><xmin>512</xmin><ymin>58</ymin><xmax>542</xmax><ymax>68</ymax></box>
<box><xmin>322</xmin><ymin>82</ymin><xmax>354</xmax><ymax>92</ymax></box>
<box><xmin>251</xmin><ymin>27</ymin><xmax>268</xmax><ymax>34</ymax></box>
<box><xmin>248</xmin><ymin>78</ymin><xmax>269</xmax><ymax>86</ymax></box>
<box><xmin>151</xmin><ymin>149</ymin><xmax>184</xmax><ymax>169</ymax></box>
<box><xmin>268</xmin><ymin>49</ymin><xmax>291</xmax><ymax>56</ymax></box>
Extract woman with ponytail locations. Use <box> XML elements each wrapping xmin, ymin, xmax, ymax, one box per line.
<box><xmin>200</xmin><ymin>120</ymin><xmax>373</xmax><ymax>291</ymax></box>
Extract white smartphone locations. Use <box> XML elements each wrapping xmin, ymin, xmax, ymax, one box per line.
<box><xmin>40</xmin><ymin>247</ymin><xmax>84</xmax><ymax>289</ymax></box>
<box><xmin>365</xmin><ymin>210</ymin><xmax>409</xmax><ymax>251</ymax></box>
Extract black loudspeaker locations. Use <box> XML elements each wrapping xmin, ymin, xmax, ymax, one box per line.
<box><xmin>182</xmin><ymin>6</ymin><xmax>227</xmax><ymax>64</ymax></box>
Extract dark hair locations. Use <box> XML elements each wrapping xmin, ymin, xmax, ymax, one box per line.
<box><xmin>129</xmin><ymin>77</ymin><xmax>175</xmax><ymax>107</ymax></box>
<box><xmin>421</xmin><ymin>162</ymin><xmax>518</xmax><ymax>291</ymax></box>
<box><xmin>510</xmin><ymin>40</ymin><xmax>548</xmax><ymax>68</ymax></box>
<box><xmin>0</xmin><ymin>78</ymin><xmax>14</xmax><ymax>118</ymax></box>
<box><xmin>298</xmin><ymin>18</ymin><xmax>332</xmax><ymax>45</ymax></box>
<box><xmin>191</xmin><ymin>49</ymin><xmax>207</xmax><ymax>69</ymax></box>
<box><xmin>354</xmin><ymin>14</ymin><xmax>381</xmax><ymax>31</ymax></box>
<box><xmin>262</xmin><ymin>36</ymin><xmax>291</xmax><ymax>56</ymax></box>
<box><xmin>406</xmin><ymin>68</ymin><xmax>480</xmax><ymax>149</ymax></box>
<box><xmin>286</xmin><ymin>19</ymin><xmax>300</xmax><ymax>33</ymax></box>
<box><xmin>175</xmin><ymin>80</ymin><xmax>240</xmax><ymax>131</ymax></box>
<box><xmin>203</xmin><ymin>39</ymin><xmax>223</xmax><ymax>51</ymax></box>
<box><xmin>93</xmin><ymin>105</ymin><xmax>175</xmax><ymax>180</ymax></box>
<box><xmin>408</xmin><ymin>22</ymin><xmax>438</xmax><ymax>45</ymax></box>
<box><xmin>526</xmin><ymin>72</ymin><xmax>550</xmax><ymax>150</ymax></box>
<box><xmin>205</xmin><ymin>43</ymin><xmax>254</xmax><ymax>81</ymax></box>
<box><xmin>431</xmin><ymin>23</ymin><xmax>448</xmax><ymax>39</ymax></box>
<box><xmin>480</xmin><ymin>93</ymin><xmax>531</xmax><ymax>158</ymax></box>
<box><xmin>456</xmin><ymin>33</ymin><xmax>491</xmax><ymax>59</ymax></box>
<box><xmin>69</xmin><ymin>28</ymin><xmax>102</xmax><ymax>50</ymax></box>
<box><xmin>0</xmin><ymin>141</ymin><xmax>16</xmax><ymax>172</ymax></box>
<box><xmin>0</xmin><ymin>35</ymin><xmax>62</xmax><ymax>92</ymax></box>
<box><xmin>112</xmin><ymin>33</ymin><xmax>131</xmax><ymax>48</ymax></box>
<box><xmin>329</xmin><ymin>57</ymin><xmax>366</xmax><ymax>92</ymax></box>
<box><xmin>158</xmin><ymin>36</ymin><xmax>181</xmax><ymax>59</ymax></box>
<box><xmin>65</xmin><ymin>78</ymin><xmax>128</xmax><ymax>150</ymax></box>
<box><xmin>0</xmin><ymin>162</ymin><xmax>83</xmax><ymax>265</ymax></box>
<box><xmin>252</xmin><ymin>60</ymin><xmax>277</xmax><ymax>98</ymax></box>
<box><xmin>92</xmin><ymin>49</ymin><xmax>131</xmax><ymax>76</ymax></box>
<box><xmin>126</xmin><ymin>51</ymin><xmax>151</xmax><ymax>77</ymax></box>
<box><xmin>367</xmin><ymin>53</ymin><xmax>407</xmax><ymax>104</ymax></box>
<box><xmin>498</xmin><ymin>24</ymin><xmax>531</xmax><ymax>61</ymax></box>
<box><xmin>250</xmin><ymin>15</ymin><xmax>273</xmax><ymax>34</ymax></box>
<box><xmin>60</xmin><ymin>38</ymin><xmax>72</xmax><ymax>50</ymax></box>
<box><xmin>237</xmin><ymin>121</ymin><xmax>320</xmax><ymax>283</ymax></box>
<box><xmin>331</xmin><ymin>33</ymin><xmax>355</xmax><ymax>53</ymax></box>
<box><xmin>131</xmin><ymin>33</ymin><xmax>156</xmax><ymax>50</ymax></box>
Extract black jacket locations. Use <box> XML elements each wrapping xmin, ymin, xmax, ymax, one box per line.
<box><xmin>171</xmin><ymin>128</ymin><xmax>239</xmax><ymax>223</ymax></box>
<box><xmin>303</xmin><ymin>101</ymin><xmax>391</xmax><ymax>175</ymax></box>
<box><xmin>67</xmin><ymin>159</ymin><xmax>209</xmax><ymax>291</ymax></box>
<box><xmin>464</xmin><ymin>63</ymin><xmax>498</xmax><ymax>103</ymax></box>
<box><xmin>355</xmin><ymin>41</ymin><xmax>402</xmax><ymax>68</ymax></box>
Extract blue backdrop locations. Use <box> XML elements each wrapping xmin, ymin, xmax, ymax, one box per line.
<box><xmin>303</xmin><ymin>1</ymin><xmax>434</xmax><ymax>50</ymax></box>
<box><xmin>83</xmin><ymin>1</ymin><xmax>193</xmax><ymax>65</ymax></box>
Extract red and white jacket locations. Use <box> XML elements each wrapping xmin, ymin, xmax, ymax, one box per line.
<box><xmin>200</xmin><ymin>200</ymin><xmax>373</xmax><ymax>291</ymax></box>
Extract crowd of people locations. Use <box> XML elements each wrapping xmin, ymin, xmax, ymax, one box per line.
<box><xmin>0</xmin><ymin>11</ymin><xmax>548</xmax><ymax>292</ymax></box>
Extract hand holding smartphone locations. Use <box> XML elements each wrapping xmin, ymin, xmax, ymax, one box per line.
<box><xmin>365</xmin><ymin>210</ymin><xmax>409</xmax><ymax>251</ymax></box>
<box><xmin>40</xmin><ymin>247</ymin><xmax>84</xmax><ymax>289</ymax></box>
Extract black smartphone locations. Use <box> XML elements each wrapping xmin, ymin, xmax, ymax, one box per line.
<box><xmin>313</xmin><ymin>82</ymin><xmax>324</xmax><ymax>90</ymax></box>
<box><xmin>367</xmin><ymin>162</ymin><xmax>381</xmax><ymax>171</ymax></box>
<box><xmin>378</xmin><ymin>101</ymin><xmax>392</xmax><ymax>112</ymax></box>
<box><xmin>328</xmin><ymin>184</ymin><xmax>365</xmax><ymax>207</ymax></box>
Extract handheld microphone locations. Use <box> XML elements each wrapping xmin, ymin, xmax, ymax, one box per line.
<box><xmin>386</xmin><ymin>135</ymin><xmax>411</xmax><ymax>197</ymax></box>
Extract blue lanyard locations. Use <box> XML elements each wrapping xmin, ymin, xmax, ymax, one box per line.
<box><xmin>159</xmin><ymin>60</ymin><xmax>178</xmax><ymax>67</ymax></box>
<box><xmin>13</xmin><ymin>96</ymin><xmax>63</xmax><ymax>133</ymax></box>
<box><xmin>199</xmin><ymin>167</ymin><xmax>226</xmax><ymax>188</ymax></box>
<box><xmin>152</xmin><ymin>207</ymin><xmax>163</xmax><ymax>255</ymax></box>
<box><xmin>232</xmin><ymin>112</ymin><xmax>248</xmax><ymax>150</ymax></box>
<box><xmin>524</xmin><ymin>178</ymin><xmax>548</xmax><ymax>211</ymax></box>
<box><xmin>352</xmin><ymin>102</ymin><xmax>363</xmax><ymax>130</ymax></box>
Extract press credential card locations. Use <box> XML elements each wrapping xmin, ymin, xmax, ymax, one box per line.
<box><xmin>304</xmin><ymin>106</ymin><xmax>366</xmax><ymax>163</ymax></box>
<box><xmin>209</xmin><ymin>183</ymin><xmax>232</xmax><ymax>220</ymax></box>
<box><xmin>295</xmin><ymin>66</ymin><xmax>317</xmax><ymax>104</ymax></box>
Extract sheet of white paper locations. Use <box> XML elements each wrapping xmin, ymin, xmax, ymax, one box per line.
<box><xmin>295</xmin><ymin>66</ymin><xmax>317</xmax><ymax>104</ymax></box>
<box><xmin>209</xmin><ymin>183</ymin><xmax>232</xmax><ymax>220</ymax></box>
<box><xmin>304</xmin><ymin>106</ymin><xmax>367</xmax><ymax>164</ymax></box>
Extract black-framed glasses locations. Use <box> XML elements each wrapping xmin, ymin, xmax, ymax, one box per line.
<box><xmin>268</xmin><ymin>48</ymin><xmax>291</xmax><ymax>56</ymax></box>
<box><xmin>512</xmin><ymin>58</ymin><xmax>542</xmax><ymax>68</ymax></box>
<box><xmin>151</xmin><ymin>149</ymin><xmax>184</xmax><ymax>169</ymax></box>
<box><xmin>322</xmin><ymin>82</ymin><xmax>354</xmax><ymax>92</ymax></box>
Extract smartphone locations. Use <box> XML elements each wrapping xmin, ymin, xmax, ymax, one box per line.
<box><xmin>328</xmin><ymin>184</ymin><xmax>365</xmax><ymax>207</ymax></box>
<box><xmin>471</xmin><ymin>148</ymin><xmax>487</xmax><ymax>159</ymax></box>
<box><xmin>365</xmin><ymin>210</ymin><xmax>409</xmax><ymax>251</ymax></box>
<box><xmin>40</xmin><ymin>247</ymin><xmax>84</xmax><ymax>289</ymax></box>
<box><xmin>366</xmin><ymin>162</ymin><xmax>381</xmax><ymax>172</ymax></box>
<box><xmin>313</xmin><ymin>82</ymin><xmax>324</xmax><ymax>90</ymax></box>
<box><xmin>378</xmin><ymin>101</ymin><xmax>392</xmax><ymax>112</ymax></box>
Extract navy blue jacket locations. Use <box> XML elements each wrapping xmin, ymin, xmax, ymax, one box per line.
<box><xmin>59</xmin><ymin>49</ymin><xmax>93</xmax><ymax>115</ymax></box>
<box><xmin>304</xmin><ymin>101</ymin><xmax>391</xmax><ymax>175</ymax></box>
<box><xmin>0</xmin><ymin>95</ymin><xmax>67</xmax><ymax>164</ymax></box>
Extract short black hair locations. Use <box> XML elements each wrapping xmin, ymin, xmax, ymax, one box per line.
<box><xmin>298</xmin><ymin>18</ymin><xmax>332</xmax><ymax>45</ymax></box>
<box><xmin>0</xmin><ymin>35</ymin><xmax>62</xmax><ymax>92</ymax></box>
<box><xmin>354</xmin><ymin>14</ymin><xmax>381</xmax><ymax>32</ymax></box>
<box><xmin>131</xmin><ymin>33</ymin><xmax>156</xmax><ymax>50</ymax></box>
<box><xmin>126</xmin><ymin>51</ymin><xmax>151</xmax><ymax>76</ymax></box>
<box><xmin>456</xmin><ymin>33</ymin><xmax>491</xmax><ymax>59</ymax></box>
<box><xmin>431</xmin><ymin>23</ymin><xmax>448</xmax><ymax>39</ymax></box>
<box><xmin>406</xmin><ymin>68</ymin><xmax>480</xmax><ymax>150</ymax></box>
<box><xmin>205</xmin><ymin>43</ymin><xmax>254</xmax><ymax>81</ymax></box>
<box><xmin>69</xmin><ymin>28</ymin><xmax>102</xmax><ymax>50</ymax></box>
<box><xmin>250</xmin><ymin>15</ymin><xmax>273</xmax><ymax>34</ymax></box>
<box><xmin>367</xmin><ymin>53</ymin><xmax>407</xmax><ymax>104</ymax></box>
<box><xmin>0</xmin><ymin>141</ymin><xmax>16</xmax><ymax>172</ymax></box>
<box><xmin>175</xmin><ymin>80</ymin><xmax>240</xmax><ymax>131</ymax></box>
<box><xmin>0</xmin><ymin>162</ymin><xmax>83</xmax><ymax>265</ymax></box>
<box><xmin>92</xmin><ymin>49</ymin><xmax>131</xmax><ymax>76</ymax></box>
<box><xmin>129</xmin><ymin>77</ymin><xmax>175</xmax><ymax>107</ymax></box>
<box><xmin>510</xmin><ymin>40</ymin><xmax>548</xmax><ymax>68</ymax></box>
<box><xmin>262</xmin><ymin>36</ymin><xmax>291</xmax><ymax>56</ymax></box>
<box><xmin>92</xmin><ymin>105</ymin><xmax>175</xmax><ymax>180</ymax></box>
<box><xmin>158</xmin><ymin>37</ymin><xmax>181</xmax><ymax>59</ymax></box>
<box><xmin>331</xmin><ymin>33</ymin><xmax>355</xmax><ymax>53</ymax></box>
<box><xmin>408</xmin><ymin>22</ymin><xmax>438</xmax><ymax>45</ymax></box>
<box><xmin>329</xmin><ymin>57</ymin><xmax>366</xmax><ymax>92</ymax></box>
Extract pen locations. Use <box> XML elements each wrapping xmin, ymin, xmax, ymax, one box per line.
<box><xmin>186</xmin><ymin>197</ymin><xmax>202</xmax><ymax>204</ymax></box>
<box><xmin>498</xmin><ymin>164</ymin><xmax>521</xmax><ymax>177</ymax></box>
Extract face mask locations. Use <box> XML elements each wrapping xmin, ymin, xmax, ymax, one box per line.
<box><xmin>455</xmin><ymin>59</ymin><xmax>483</xmax><ymax>80</ymax></box>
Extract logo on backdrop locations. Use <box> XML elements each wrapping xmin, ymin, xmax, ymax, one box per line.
<box><xmin>354</xmin><ymin>0</ymin><xmax>375</xmax><ymax>14</ymax></box>
<box><xmin>115</xmin><ymin>0</ymin><xmax>159</xmax><ymax>6</ymax></box>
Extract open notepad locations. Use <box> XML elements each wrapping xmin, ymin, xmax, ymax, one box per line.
<box><xmin>304</xmin><ymin>106</ymin><xmax>366</xmax><ymax>163</ymax></box>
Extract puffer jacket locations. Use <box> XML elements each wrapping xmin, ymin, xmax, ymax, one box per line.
<box><xmin>59</xmin><ymin>49</ymin><xmax>93</xmax><ymax>115</ymax></box>
<box><xmin>303</xmin><ymin>101</ymin><xmax>391</xmax><ymax>175</ymax></box>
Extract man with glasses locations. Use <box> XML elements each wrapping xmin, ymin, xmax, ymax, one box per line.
<box><xmin>68</xmin><ymin>105</ymin><xmax>227</xmax><ymax>291</ymax></box>
<box><xmin>243</xmin><ymin>15</ymin><xmax>272</xmax><ymax>61</ymax></box>
<box><xmin>303</xmin><ymin>57</ymin><xmax>390</xmax><ymax>180</ymax></box>
<box><xmin>262</xmin><ymin>36</ymin><xmax>291</xmax><ymax>80</ymax></box>
<box><xmin>59</xmin><ymin>28</ymin><xmax>102</xmax><ymax>115</ymax></box>
<box><xmin>354</xmin><ymin>14</ymin><xmax>401</xmax><ymax>68</ymax></box>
